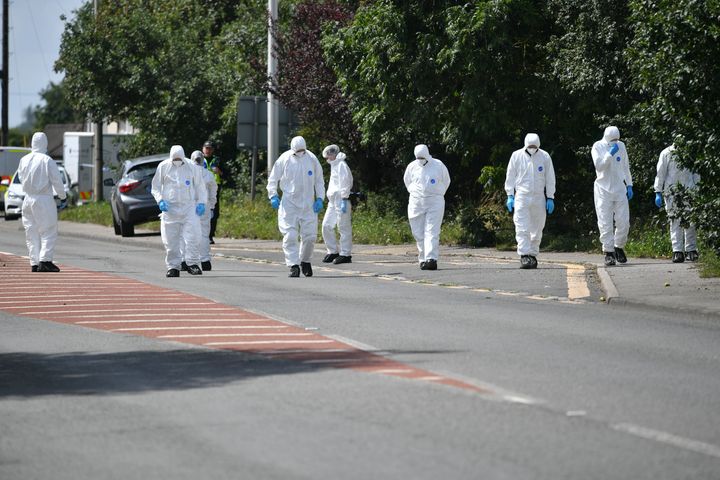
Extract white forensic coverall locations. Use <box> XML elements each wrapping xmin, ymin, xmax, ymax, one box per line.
<box><xmin>404</xmin><ymin>145</ymin><xmax>451</xmax><ymax>263</ymax></box>
<box><xmin>267</xmin><ymin>137</ymin><xmax>325</xmax><ymax>266</ymax></box>
<box><xmin>591</xmin><ymin>126</ymin><xmax>633</xmax><ymax>253</ymax></box>
<box><xmin>151</xmin><ymin>146</ymin><xmax>207</xmax><ymax>270</ymax></box>
<box><xmin>322</xmin><ymin>152</ymin><xmax>354</xmax><ymax>256</ymax></box>
<box><xmin>18</xmin><ymin>132</ymin><xmax>66</xmax><ymax>267</ymax></box>
<box><xmin>654</xmin><ymin>144</ymin><xmax>699</xmax><ymax>253</ymax></box>
<box><xmin>504</xmin><ymin>134</ymin><xmax>556</xmax><ymax>257</ymax></box>
<box><xmin>182</xmin><ymin>151</ymin><xmax>218</xmax><ymax>264</ymax></box>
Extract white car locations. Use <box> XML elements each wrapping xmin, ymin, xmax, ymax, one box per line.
<box><xmin>3</xmin><ymin>165</ymin><xmax>77</xmax><ymax>220</ymax></box>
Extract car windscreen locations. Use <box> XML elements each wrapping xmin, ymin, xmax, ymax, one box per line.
<box><xmin>127</xmin><ymin>161</ymin><xmax>161</xmax><ymax>181</ymax></box>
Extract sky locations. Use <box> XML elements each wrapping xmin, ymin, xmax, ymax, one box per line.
<box><xmin>5</xmin><ymin>0</ymin><xmax>87</xmax><ymax>128</ymax></box>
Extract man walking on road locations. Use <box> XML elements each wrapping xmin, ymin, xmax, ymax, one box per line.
<box><xmin>17</xmin><ymin>132</ymin><xmax>67</xmax><ymax>272</ymax></box>
<box><xmin>321</xmin><ymin>144</ymin><xmax>354</xmax><ymax>265</ymax></box>
<box><xmin>267</xmin><ymin>136</ymin><xmax>325</xmax><ymax>278</ymax></box>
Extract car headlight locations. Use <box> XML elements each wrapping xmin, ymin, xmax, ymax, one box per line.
<box><xmin>7</xmin><ymin>192</ymin><xmax>23</xmax><ymax>199</ymax></box>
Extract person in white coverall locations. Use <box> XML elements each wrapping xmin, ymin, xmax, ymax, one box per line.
<box><xmin>654</xmin><ymin>144</ymin><xmax>700</xmax><ymax>263</ymax></box>
<box><xmin>267</xmin><ymin>136</ymin><xmax>325</xmax><ymax>278</ymax></box>
<box><xmin>151</xmin><ymin>145</ymin><xmax>207</xmax><ymax>277</ymax></box>
<box><xmin>404</xmin><ymin>144</ymin><xmax>451</xmax><ymax>271</ymax></box>
<box><xmin>591</xmin><ymin>126</ymin><xmax>633</xmax><ymax>266</ymax></box>
<box><xmin>504</xmin><ymin>133</ymin><xmax>556</xmax><ymax>269</ymax></box>
<box><xmin>18</xmin><ymin>132</ymin><xmax>67</xmax><ymax>272</ymax></box>
<box><xmin>321</xmin><ymin>144</ymin><xmax>354</xmax><ymax>265</ymax></box>
<box><xmin>179</xmin><ymin>150</ymin><xmax>217</xmax><ymax>271</ymax></box>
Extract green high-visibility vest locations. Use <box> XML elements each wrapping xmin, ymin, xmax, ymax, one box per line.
<box><xmin>204</xmin><ymin>155</ymin><xmax>222</xmax><ymax>186</ymax></box>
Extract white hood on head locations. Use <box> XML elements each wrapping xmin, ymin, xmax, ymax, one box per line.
<box><xmin>603</xmin><ymin>126</ymin><xmax>620</xmax><ymax>143</ymax></box>
<box><xmin>190</xmin><ymin>150</ymin><xmax>204</xmax><ymax>164</ymax></box>
<box><xmin>291</xmin><ymin>136</ymin><xmax>306</xmax><ymax>153</ymax></box>
<box><xmin>322</xmin><ymin>144</ymin><xmax>339</xmax><ymax>158</ymax></box>
<box><xmin>414</xmin><ymin>144</ymin><xmax>430</xmax><ymax>160</ymax></box>
<box><xmin>169</xmin><ymin>145</ymin><xmax>185</xmax><ymax>161</ymax></box>
<box><xmin>31</xmin><ymin>132</ymin><xmax>48</xmax><ymax>154</ymax></box>
<box><xmin>524</xmin><ymin>133</ymin><xmax>540</xmax><ymax>148</ymax></box>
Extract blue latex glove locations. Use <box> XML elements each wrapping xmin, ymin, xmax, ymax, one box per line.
<box><xmin>655</xmin><ymin>192</ymin><xmax>663</xmax><ymax>208</ymax></box>
<box><xmin>196</xmin><ymin>203</ymin><xmax>205</xmax><ymax>216</ymax></box>
<box><xmin>158</xmin><ymin>200</ymin><xmax>169</xmax><ymax>212</ymax></box>
<box><xmin>546</xmin><ymin>198</ymin><xmax>555</xmax><ymax>214</ymax></box>
<box><xmin>58</xmin><ymin>198</ymin><xmax>68</xmax><ymax>210</ymax></box>
<box><xmin>341</xmin><ymin>199</ymin><xmax>348</xmax><ymax>214</ymax></box>
<box><xmin>609</xmin><ymin>143</ymin><xmax>620</xmax><ymax>155</ymax></box>
<box><xmin>270</xmin><ymin>195</ymin><xmax>280</xmax><ymax>209</ymax></box>
<box><xmin>313</xmin><ymin>198</ymin><xmax>324</xmax><ymax>213</ymax></box>
<box><xmin>506</xmin><ymin>195</ymin><xmax>514</xmax><ymax>213</ymax></box>
<box><xmin>626</xmin><ymin>185</ymin><xmax>633</xmax><ymax>200</ymax></box>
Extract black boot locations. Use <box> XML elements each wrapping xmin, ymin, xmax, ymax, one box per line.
<box><xmin>201</xmin><ymin>261</ymin><xmax>212</xmax><ymax>271</ymax></box>
<box><xmin>520</xmin><ymin>255</ymin><xmax>533</xmax><ymax>269</ymax></box>
<box><xmin>181</xmin><ymin>261</ymin><xmax>189</xmax><ymax>271</ymax></box>
<box><xmin>419</xmin><ymin>261</ymin><xmax>426</xmax><ymax>270</ymax></box>
<box><xmin>672</xmin><ymin>251</ymin><xmax>685</xmax><ymax>263</ymax></box>
<box><xmin>31</xmin><ymin>265</ymin><xmax>38</xmax><ymax>272</ymax></box>
<box><xmin>289</xmin><ymin>265</ymin><xmax>300</xmax><ymax>277</ymax></box>
<box><xmin>187</xmin><ymin>264</ymin><xmax>203</xmax><ymax>275</ymax></box>
<box><xmin>322</xmin><ymin>253</ymin><xmax>339</xmax><ymax>263</ymax></box>
<box><xmin>38</xmin><ymin>261</ymin><xmax>60</xmax><ymax>272</ymax></box>
<box><xmin>604</xmin><ymin>252</ymin><xmax>616</xmax><ymax>266</ymax></box>
<box><xmin>529</xmin><ymin>256</ymin><xmax>538</xmax><ymax>269</ymax></box>
<box><xmin>614</xmin><ymin>247</ymin><xmax>627</xmax><ymax>264</ymax></box>
<box><xmin>301</xmin><ymin>262</ymin><xmax>313</xmax><ymax>277</ymax></box>
<box><xmin>333</xmin><ymin>255</ymin><xmax>352</xmax><ymax>264</ymax></box>
<box><xmin>685</xmin><ymin>250</ymin><xmax>699</xmax><ymax>262</ymax></box>
<box><xmin>166</xmin><ymin>268</ymin><xmax>180</xmax><ymax>277</ymax></box>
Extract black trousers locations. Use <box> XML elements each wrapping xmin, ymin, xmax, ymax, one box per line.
<box><xmin>210</xmin><ymin>187</ymin><xmax>220</xmax><ymax>239</ymax></box>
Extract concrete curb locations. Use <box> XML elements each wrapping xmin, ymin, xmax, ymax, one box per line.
<box><xmin>596</xmin><ymin>266</ymin><xmax>620</xmax><ymax>302</ymax></box>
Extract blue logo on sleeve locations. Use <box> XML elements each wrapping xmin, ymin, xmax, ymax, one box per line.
<box><xmin>185</xmin><ymin>180</ymin><xmax>191</xmax><ymax>185</ymax></box>
<box><xmin>538</xmin><ymin>166</ymin><xmax>543</xmax><ymax>172</ymax></box>
<box><xmin>430</xmin><ymin>179</ymin><xmax>436</xmax><ymax>184</ymax></box>
<box><xmin>308</xmin><ymin>170</ymin><xmax>313</xmax><ymax>176</ymax></box>
<box><xmin>616</xmin><ymin>157</ymin><xmax>621</xmax><ymax>162</ymax></box>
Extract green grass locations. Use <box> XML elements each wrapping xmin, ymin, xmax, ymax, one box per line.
<box><xmin>624</xmin><ymin>222</ymin><xmax>672</xmax><ymax>259</ymax></box>
<box><xmin>59</xmin><ymin>201</ymin><xmax>114</xmax><ymax>227</ymax></box>
<box><xmin>698</xmin><ymin>249</ymin><xmax>720</xmax><ymax>278</ymax></box>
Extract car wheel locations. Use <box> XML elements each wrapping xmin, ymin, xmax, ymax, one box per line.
<box><xmin>112</xmin><ymin>215</ymin><xmax>121</xmax><ymax>235</ymax></box>
<box><xmin>4</xmin><ymin>213</ymin><xmax>17</xmax><ymax>221</ymax></box>
<box><xmin>119</xmin><ymin>219</ymin><xmax>135</xmax><ymax>237</ymax></box>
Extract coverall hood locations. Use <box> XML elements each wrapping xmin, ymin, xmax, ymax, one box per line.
<box><xmin>190</xmin><ymin>150</ymin><xmax>204</xmax><ymax>165</ymax></box>
<box><xmin>322</xmin><ymin>144</ymin><xmax>339</xmax><ymax>159</ymax></box>
<box><xmin>169</xmin><ymin>145</ymin><xmax>186</xmax><ymax>161</ymax></box>
<box><xmin>603</xmin><ymin>126</ymin><xmax>620</xmax><ymax>143</ymax></box>
<box><xmin>31</xmin><ymin>132</ymin><xmax>48</xmax><ymax>154</ymax></box>
<box><xmin>414</xmin><ymin>144</ymin><xmax>430</xmax><ymax>160</ymax></box>
<box><xmin>524</xmin><ymin>133</ymin><xmax>541</xmax><ymax>148</ymax></box>
<box><xmin>291</xmin><ymin>136</ymin><xmax>307</xmax><ymax>153</ymax></box>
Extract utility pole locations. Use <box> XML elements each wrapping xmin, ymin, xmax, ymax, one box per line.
<box><xmin>93</xmin><ymin>0</ymin><xmax>103</xmax><ymax>201</ymax></box>
<box><xmin>2</xmin><ymin>0</ymin><xmax>9</xmax><ymax>145</ymax></box>
<box><xmin>267</xmin><ymin>0</ymin><xmax>278</xmax><ymax>172</ymax></box>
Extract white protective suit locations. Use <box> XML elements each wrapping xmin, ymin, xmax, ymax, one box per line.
<box><xmin>403</xmin><ymin>145</ymin><xmax>451</xmax><ymax>263</ymax></box>
<box><xmin>654</xmin><ymin>144</ymin><xmax>699</xmax><ymax>252</ymax></box>
<box><xmin>591</xmin><ymin>126</ymin><xmax>633</xmax><ymax>253</ymax></box>
<box><xmin>151</xmin><ymin>146</ymin><xmax>208</xmax><ymax>270</ymax></box>
<box><xmin>504</xmin><ymin>133</ymin><xmax>556</xmax><ymax>257</ymax></box>
<box><xmin>18</xmin><ymin>132</ymin><xmax>67</xmax><ymax>267</ymax></box>
<box><xmin>267</xmin><ymin>136</ymin><xmax>325</xmax><ymax>266</ymax></box>
<box><xmin>182</xmin><ymin>151</ymin><xmax>218</xmax><ymax>263</ymax></box>
<box><xmin>322</xmin><ymin>151</ymin><xmax>354</xmax><ymax>256</ymax></box>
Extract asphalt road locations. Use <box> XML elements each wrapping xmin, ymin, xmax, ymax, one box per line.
<box><xmin>1</xmin><ymin>222</ymin><xmax>719</xmax><ymax>479</ymax></box>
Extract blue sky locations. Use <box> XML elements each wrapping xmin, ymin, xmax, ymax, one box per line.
<box><xmin>6</xmin><ymin>0</ymin><xmax>86</xmax><ymax>128</ymax></box>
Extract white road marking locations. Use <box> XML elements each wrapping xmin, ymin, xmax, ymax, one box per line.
<box><xmin>255</xmin><ymin>349</ymin><xmax>355</xmax><ymax>355</ymax></box>
<box><xmin>17</xmin><ymin>307</ymin><xmax>236</xmax><ymax>315</ymax></box>
<box><xmin>75</xmin><ymin>318</ymin><xmax>262</xmax><ymax>324</ymax></box>
<box><xmin>3</xmin><ymin>302</ymin><xmax>217</xmax><ymax>310</ymax></box>
<box><xmin>112</xmin><ymin>325</ymin><xmax>288</xmax><ymax>331</ymax></box>
<box><xmin>204</xmin><ymin>340</ymin><xmax>336</xmax><ymax>346</ymax></box>
<box><xmin>0</xmin><ymin>294</ymin><xmax>186</xmax><ymax>300</ymax></box>
<box><xmin>612</xmin><ymin>423</ymin><xmax>720</xmax><ymax>459</ymax></box>
<box><xmin>374</xmin><ymin>369</ymin><xmax>415</xmax><ymax>374</ymax></box>
<box><xmin>60</xmin><ymin>313</ymin><xmax>253</xmax><ymax>318</ymax></box>
<box><xmin>564</xmin><ymin>263</ymin><xmax>591</xmax><ymax>299</ymax></box>
<box><xmin>417</xmin><ymin>376</ymin><xmax>445</xmax><ymax>381</ymax></box>
<box><xmin>301</xmin><ymin>358</ymin><xmax>380</xmax><ymax>364</ymax></box>
<box><xmin>158</xmin><ymin>333</ymin><xmax>312</xmax><ymax>338</ymax></box>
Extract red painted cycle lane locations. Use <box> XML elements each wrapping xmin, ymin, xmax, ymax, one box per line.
<box><xmin>0</xmin><ymin>252</ymin><xmax>490</xmax><ymax>395</ymax></box>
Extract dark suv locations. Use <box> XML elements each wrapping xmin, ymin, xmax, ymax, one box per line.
<box><xmin>108</xmin><ymin>154</ymin><xmax>166</xmax><ymax>237</ymax></box>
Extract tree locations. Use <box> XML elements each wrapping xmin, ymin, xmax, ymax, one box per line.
<box><xmin>33</xmin><ymin>81</ymin><xmax>85</xmax><ymax>130</ymax></box>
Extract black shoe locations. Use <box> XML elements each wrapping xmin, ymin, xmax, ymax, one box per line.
<box><xmin>422</xmin><ymin>259</ymin><xmax>437</xmax><ymax>270</ymax></box>
<box><xmin>38</xmin><ymin>261</ymin><xmax>60</xmax><ymax>272</ymax></box>
<box><xmin>529</xmin><ymin>256</ymin><xmax>538</xmax><ymax>269</ymax></box>
<box><xmin>201</xmin><ymin>261</ymin><xmax>212</xmax><ymax>271</ymax></box>
<box><xmin>301</xmin><ymin>262</ymin><xmax>313</xmax><ymax>277</ymax></box>
<box><xmin>166</xmin><ymin>268</ymin><xmax>180</xmax><ymax>277</ymax></box>
<box><xmin>520</xmin><ymin>255</ymin><xmax>533</xmax><ymax>269</ymax></box>
<box><xmin>604</xmin><ymin>252</ymin><xmax>616</xmax><ymax>266</ymax></box>
<box><xmin>333</xmin><ymin>255</ymin><xmax>352</xmax><ymax>264</ymax></box>
<box><xmin>419</xmin><ymin>261</ymin><xmax>426</xmax><ymax>270</ymax></box>
<box><xmin>181</xmin><ymin>261</ymin><xmax>189</xmax><ymax>271</ymax></box>
<box><xmin>31</xmin><ymin>265</ymin><xmax>38</xmax><ymax>272</ymax></box>
<box><xmin>289</xmin><ymin>265</ymin><xmax>300</xmax><ymax>277</ymax></box>
<box><xmin>672</xmin><ymin>251</ymin><xmax>685</xmax><ymax>263</ymax></box>
<box><xmin>209</xmin><ymin>237</ymin><xmax>215</xmax><ymax>245</ymax></box>
<box><xmin>322</xmin><ymin>253</ymin><xmax>339</xmax><ymax>263</ymax></box>
<box><xmin>187</xmin><ymin>264</ymin><xmax>203</xmax><ymax>275</ymax></box>
<box><xmin>685</xmin><ymin>250</ymin><xmax>699</xmax><ymax>262</ymax></box>
<box><xmin>614</xmin><ymin>247</ymin><xmax>627</xmax><ymax>264</ymax></box>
